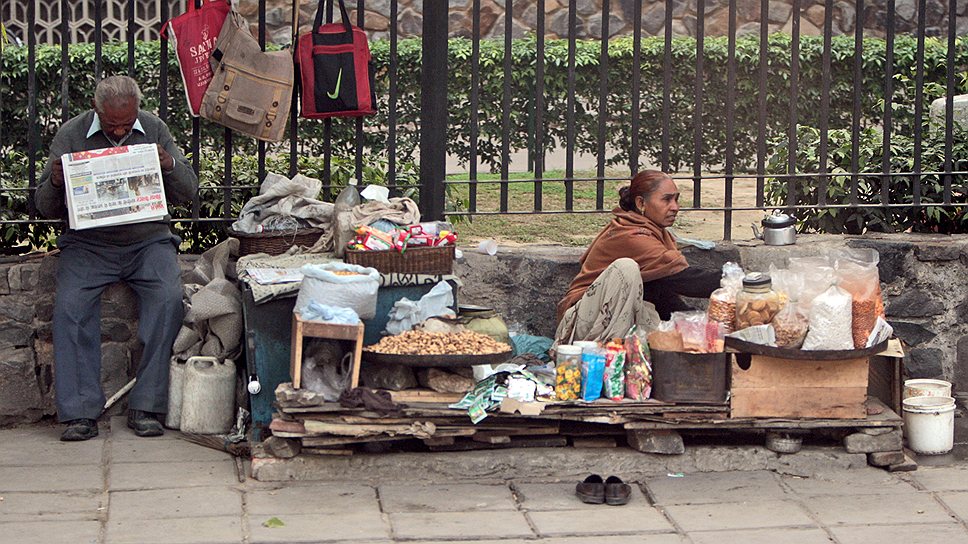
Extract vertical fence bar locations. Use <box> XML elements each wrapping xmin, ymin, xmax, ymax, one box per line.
<box><xmin>912</xmin><ymin>0</ymin><xmax>926</xmax><ymax>207</ymax></box>
<box><xmin>26</xmin><ymin>0</ymin><xmax>37</xmax><ymax>216</ymax></box>
<box><xmin>755</xmin><ymin>0</ymin><xmax>768</xmax><ymax>207</ymax></box>
<box><xmin>60</xmin><ymin>0</ymin><xmax>70</xmax><ymax>123</ymax></box>
<box><xmin>0</xmin><ymin>12</ymin><xmax>5</xmax><ymax>150</ymax></box>
<box><xmin>127</xmin><ymin>0</ymin><xmax>135</xmax><ymax>76</ymax></box>
<box><xmin>881</xmin><ymin>0</ymin><xmax>894</xmax><ymax>207</ymax></box>
<box><xmin>630</xmin><ymin>0</ymin><xmax>642</xmax><ymax>175</ymax></box>
<box><xmin>191</xmin><ymin>0</ymin><xmax>202</xmax><ymax>244</ymax></box>
<box><xmin>160</xmin><ymin>0</ymin><xmax>170</xmax><ymax>121</ymax></box>
<box><xmin>817</xmin><ymin>0</ymin><xmax>833</xmax><ymax>207</ymax></box>
<box><xmin>692</xmin><ymin>0</ymin><xmax>704</xmax><ymax>208</ymax></box>
<box><xmin>661</xmin><ymin>0</ymin><xmax>672</xmax><ymax>172</ymax></box>
<box><xmin>565</xmin><ymin>0</ymin><xmax>576</xmax><ymax>211</ymax></box>
<box><xmin>943</xmin><ymin>0</ymin><xmax>955</xmax><ymax>205</ymax></box>
<box><xmin>596</xmin><ymin>0</ymin><xmax>609</xmax><ymax>210</ymax></box>
<box><xmin>289</xmin><ymin>0</ymin><xmax>300</xmax><ymax>179</ymax></box>
<box><xmin>419</xmin><ymin>0</ymin><xmax>448</xmax><ymax>220</ymax></box>
<box><xmin>534</xmin><ymin>0</ymin><xmax>544</xmax><ymax>211</ymax></box>
<box><xmin>355</xmin><ymin>0</ymin><xmax>365</xmax><ymax>183</ymax></box>
<box><xmin>724</xmin><ymin>0</ymin><xmax>736</xmax><ymax>240</ymax></box>
<box><xmin>389</xmin><ymin>0</ymin><xmax>400</xmax><ymax>194</ymax></box>
<box><xmin>223</xmin><ymin>129</ymin><xmax>233</xmax><ymax>221</ymax></box>
<box><xmin>500</xmin><ymin>0</ymin><xmax>512</xmax><ymax>212</ymax></box>
<box><xmin>257</xmin><ymin>0</ymin><xmax>267</xmax><ymax>184</ymax></box>
<box><xmin>94</xmin><ymin>0</ymin><xmax>102</xmax><ymax>81</ymax></box>
<box><xmin>849</xmin><ymin>0</ymin><xmax>863</xmax><ymax>206</ymax></box>
<box><xmin>786</xmin><ymin>0</ymin><xmax>800</xmax><ymax>209</ymax></box>
<box><xmin>321</xmin><ymin>0</ymin><xmax>332</xmax><ymax>197</ymax></box>
<box><xmin>468</xmin><ymin>0</ymin><xmax>480</xmax><ymax>211</ymax></box>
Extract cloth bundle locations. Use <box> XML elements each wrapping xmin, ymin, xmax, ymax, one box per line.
<box><xmin>232</xmin><ymin>172</ymin><xmax>334</xmax><ymax>234</ymax></box>
<box><xmin>312</xmin><ymin>197</ymin><xmax>421</xmax><ymax>253</ymax></box>
<box><xmin>173</xmin><ymin>239</ymin><xmax>243</xmax><ymax>361</ymax></box>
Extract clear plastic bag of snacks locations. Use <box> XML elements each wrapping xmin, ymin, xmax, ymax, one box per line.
<box><xmin>624</xmin><ymin>326</ymin><xmax>652</xmax><ymax>400</ymax></box>
<box><xmin>770</xmin><ymin>299</ymin><xmax>809</xmax><ymax>349</ymax></box>
<box><xmin>603</xmin><ymin>338</ymin><xmax>626</xmax><ymax>401</ymax></box>
<box><xmin>707</xmin><ymin>262</ymin><xmax>744</xmax><ymax>333</ymax></box>
<box><xmin>801</xmin><ymin>285</ymin><xmax>854</xmax><ymax>350</ymax></box>
<box><xmin>834</xmin><ymin>250</ymin><xmax>883</xmax><ymax>349</ymax></box>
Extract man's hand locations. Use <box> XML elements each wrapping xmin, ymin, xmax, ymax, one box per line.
<box><xmin>51</xmin><ymin>161</ymin><xmax>65</xmax><ymax>188</ymax></box>
<box><xmin>157</xmin><ymin>144</ymin><xmax>175</xmax><ymax>173</ymax></box>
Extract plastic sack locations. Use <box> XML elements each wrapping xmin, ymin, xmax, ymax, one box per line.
<box><xmin>770</xmin><ymin>300</ymin><xmax>809</xmax><ymax>349</ymax></box>
<box><xmin>624</xmin><ymin>326</ymin><xmax>653</xmax><ymax>400</ymax></box>
<box><xmin>580</xmin><ymin>349</ymin><xmax>605</xmax><ymax>401</ymax></box>
<box><xmin>299</xmin><ymin>301</ymin><xmax>360</xmax><ymax>325</ymax></box>
<box><xmin>785</xmin><ymin>258</ymin><xmax>835</xmax><ymax>312</ymax></box>
<box><xmin>300</xmin><ymin>340</ymin><xmax>351</xmax><ymax>401</ymax></box>
<box><xmin>385</xmin><ymin>282</ymin><xmax>455</xmax><ymax>335</ymax></box>
<box><xmin>835</xmin><ymin>251</ymin><xmax>884</xmax><ymax>349</ymax></box>
<box><xmin>295</xmin><ymin>262</ymin><xmax>380</xmax><ymax>319</ymax></box>
<box><xmin>510</xmin><ymin>334</ymin><xmax>554</xmax><ymax>362</ymax></box>
<box><xmin>801</xmin><ymin>285</ymin><xmax>854</xmax><ymax>350</ymax></box>
<box><xmin>603</xmin><ymin>339</ymin><xmax>626</xmax><ymax>401</ymax></box>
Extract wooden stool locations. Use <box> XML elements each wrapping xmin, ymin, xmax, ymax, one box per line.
<box><xmin>290</xmin><ymin>314</ymin><xmax>364</xmax><ymax>390</ymax></box>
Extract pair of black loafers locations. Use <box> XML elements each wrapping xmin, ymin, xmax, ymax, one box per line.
<box><xmin>576</xmin><ymin>474</ymin><xmax>632</xmax><ymax>505</ymax></box>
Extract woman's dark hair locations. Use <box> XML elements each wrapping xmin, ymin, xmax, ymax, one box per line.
<box><xmin>618</xmin><ymin>170</ymin><xmax>671</xmax><ymax>212</ymax></box>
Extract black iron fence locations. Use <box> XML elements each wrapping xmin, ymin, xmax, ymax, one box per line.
<box><xmin>1</xmin><ymin>0</ymin><xmax>966</xmax><ymax>253</ymax></box>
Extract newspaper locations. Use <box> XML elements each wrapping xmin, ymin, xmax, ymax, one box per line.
<box><xmin>61</xmin><ymin>144</ymin><xmax>168</xmax><ymax>230</ymax></box>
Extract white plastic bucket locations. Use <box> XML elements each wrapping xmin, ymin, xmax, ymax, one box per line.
<box><xmin>903</xmin><ymin>379</ymin><xmax>952</xmax><ymax>400</ymax></box>
<box><xmin>902</xmin><ymin>396</ymin><xmax>956</xmax><ymax>455</ymax></box>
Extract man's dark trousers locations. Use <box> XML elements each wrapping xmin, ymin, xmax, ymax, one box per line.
<box><xmin>53</xmin><ymin>233</ymin><xmax>183</xmax><ymax>421</ymax></box>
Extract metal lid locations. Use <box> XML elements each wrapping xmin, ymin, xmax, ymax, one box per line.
<box><xmin>572</xmin><ymin>341</ymin><xmax>600</xmax><ymax>349</ymax></box>
<box><xmin>762</xmin><ymin>212</ymin><xmax>796</xmax><ymax>229</ymax></box>
<box><xmin>556</xmin><ymin>345</ymin><xmax>584</xmax><ymax>356</ymax></box>
<box><xmin>742</xmin><ymin>272</ymin><xmax>772</xmax><ymax>288</ymax></box>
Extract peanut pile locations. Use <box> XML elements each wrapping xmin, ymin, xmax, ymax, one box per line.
<box><xmin>330</xmin><ymin>270</ymin><xmax>362</xmax><ymax>276</ymax></box>
<box><xmin>366</xmin><ymin>330</ymin><xmax>510</xmax><ymax>355</ymax></box>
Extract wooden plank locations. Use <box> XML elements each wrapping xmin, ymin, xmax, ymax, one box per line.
<box><xmin>302</xmin><ymin>434</ymin><xmax>412</xmax><ymax>447</ymax></box>
<box><xmin>422</xmin><ymin>437</ymin><xmax>456</xmax><ymax>446</ymax></box>
<box><xmin>388</xmin><ymin>390</ymin><xmax>466</xmax><ymax>403</ymax></box>
<box><xmin>301</xmin><ymin>447</ymin><xmax>354</xmax><ymax>456</ymax></box>
<box><xmin>428</xmin><ymin>436</ymin><xmax>568</xmax><ymax>452</ymax></box>
<box><xmin>571</xmin><ymin>437</ymin><xmax>618</xmax><ymax>448</ymax></box>
<box><xmin>472</xmin><ymin>433</ymin><xmax>511</xmax><ymax>444</ymax></box>
<box><xmin>730</xmin><ymin>387</ymin><xmax>868</xmax><ymax>419</ymax></box>
<box><xmin>732</xmin><ymin>356</ymin><xmax>868</xmax><ymax>390</ymax></box>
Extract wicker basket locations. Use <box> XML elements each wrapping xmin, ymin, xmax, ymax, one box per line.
<box><xmin>228</xmin><ymin>227</ymin><xmax>325</xmax><ymax>257</ymax></box>
<box><xmin>344</xmin><ymin>245</ymin><xmax>455</xmax><ymax>275</ymax></box>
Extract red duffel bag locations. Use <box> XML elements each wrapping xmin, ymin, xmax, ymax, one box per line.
<box><xmin>162</xmin><ymin>0</ymin><xmax>231</xmax><ymax>116</ymax></box>
<box><xmin>296</xmin><ymin>0</ymin><xmax>376</xmax><ymax>119</ymax></box>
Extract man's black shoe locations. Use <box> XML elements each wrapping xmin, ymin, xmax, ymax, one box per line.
<box><xmin>61</xmin><ymin>419</ymin><xmax>98</xmax><ymax>442</ymax></box>
<box><xmin>127</xmin><ymin>410</ymin><xmax>164</xmax><ymax>437</ymax></box>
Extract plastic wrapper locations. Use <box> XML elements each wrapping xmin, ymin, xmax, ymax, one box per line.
<box><xmin>707</xmin><ymin>262</ymin><xmax>744</xmax><ymax>333</ymax></box>
<box><xmin>554</xmin><ymin>349</ymin><xmax>582</xmax><ymax>401</ymax></box>
<box><xmin>603</xmin><ymin>339</ymin><xmax>626</xmax><ymax>401</ymax></box>
<box><xmin>726</xmin><ymin>324</ymin><xmax>776</xmax><ymax>346</ymax></box>
<box><xmin>785</xmin><ymin>258</ymin><xmax>835</xmax><ymax>312</ymax></box>
<box><xmin>770</xmin><ymin>300</ymin><xmax>809</xmax><ymax>349</ymax></box>
<box><xmin>647</xmin><ymin>321</ymin><xmax>684</xmax><ymax>352</ymax></box>
<box><xmin>624</xmin><ymin>326</ymin><xmax>652</xmax><ymax>401</ymax></box>
<box><xmin>801</xmin><ymin>285</ymin><xmax>854</xmax><ymax>350</ymax></box>
<box><xmin>672</xmin><ymin>311</ymin><xmax>709</xmax><ymax>353</ymax></box>
<box><xmin>835</xmin><ymin>251</ymin><xmax>884</xmax><ymax>348</ymax></box>
<box><xmin>580</xmin><ymin>349</ymin><xmax>605</xmax><ymax>401</ymax></box>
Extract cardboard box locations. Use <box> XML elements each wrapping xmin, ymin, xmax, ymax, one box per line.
<box><xmin>730</xmin><ymin>355</ymin><xmax>869</xmax><ymax>419</ymax></box>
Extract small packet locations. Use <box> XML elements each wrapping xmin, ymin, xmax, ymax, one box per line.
<box><xmin>580</xmin><ymin>348</ymin><xmax>606</xmax><ymax>401</ymax></box>
<box><xmin>603</xmin><ymin>338</ymin><xmax>626</xmax><ymax>401</ymax></box>
<box><xmin>672</xmin><ymin>311</ymin><xmax>711</xmax><ymax>353</ymax></box>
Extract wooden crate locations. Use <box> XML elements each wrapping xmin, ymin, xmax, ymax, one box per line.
<box><xmin>730</xmin><ymin>355</ymin><xmax>869</xmax><ymax>419</ymax></box>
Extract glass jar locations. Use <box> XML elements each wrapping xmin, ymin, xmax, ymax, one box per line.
<box><xmin>734</xmin><ymin>272</ymin><xmax>782</xmax><ymax>330</ymax></box>
<box><xmin>554</xmin><ymin>345</ymin><xmax>583</xmax><ymax>401</ymax></box>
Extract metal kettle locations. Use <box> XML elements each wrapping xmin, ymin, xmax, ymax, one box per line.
<box><xmin>751</xmin><ymin>212</ymin><xmax>797</xmax><ymax>246</ymax></box>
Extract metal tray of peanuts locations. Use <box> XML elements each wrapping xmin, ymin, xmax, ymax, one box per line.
<box><xmin>362</xmin><ymin>330</ymin><xmax>513</xmax><ymax>367</ymax></box>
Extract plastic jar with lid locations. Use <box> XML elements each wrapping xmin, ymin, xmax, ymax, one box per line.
<box><xmin>734</xmin><ymin>272</ymin><xmax>783</xmax><ymax>330</ymax></box>
<box><xmin>555</xmin><ymin>345</ymin><xmax>583</xmax><ymax>401</ymax></box>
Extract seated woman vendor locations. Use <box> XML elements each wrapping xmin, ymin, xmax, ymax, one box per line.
<box><xmin>555</xmin><ymin>170</ymin><xmax>721</xmax><ymax>344</ymax></box>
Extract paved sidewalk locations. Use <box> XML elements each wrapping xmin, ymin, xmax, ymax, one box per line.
<box><xmin>4</xmin><ymin>418</ymin><xmax>968</xmax><ymax>543</ymax></box>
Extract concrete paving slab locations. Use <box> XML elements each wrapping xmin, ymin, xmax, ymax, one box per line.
<box><xmin>662</xmin><ymin>500</ymin><xmax>816</xmax><ymax>532</ymax></box>
<box><xmin>109</xmin><ymin>487</ymin><xmax>241</xmax><ymax>520</ymax></box>
<box><xmin>104</xmin><ymin>515</ymin><xmax>242</xmax><ymax>544</ymax></box>
<box><xmin>245</xmin><ymin>483</ymin><xmax>380</xmax><ymax>516</ymax></box>
<box><xmin>0</xmin><ymin>464</ymin><xmax>103</xmax><ymax>493</ymax></box>
<box><xmin>0</xmin><ymin>426</ymin><xmax>104</xmax><ymax>466</ymax></box>
<box><xmin>938</xmin><ymin>492</ymin><xmax>968</xmax><ymax>522</ymax></box>
<box><xmin>781</xmin><ymin>467</ymin><xmax>919</xmax><ymax>496</ymax></box>
<box><xmin>111</xmin><ymin>435</ymin><xmax>233</xmax><ymax>463</ymax></box>
<box><xmin>109</xmin><ymin>460</ymin><xmax>237</xmax><ymax>490</ymax></box>
<box><xmin>513</xmin><ymin>482</ymin><xmax>648</xmax><ymax>511</ymax></box>
<box><xmin>645</xmin><ymin>470</ymin><xmax>786</xmax><ymax>505</ymax></box>
<box><xmin>247</xmin><ymin>511</ymin><xmax>390</xmax><ymax>543</ymax></box>
<box><xmin>109</xmin><ymin>415</ymin><xmax>179</xmax><ymax>441</ymax></box>
<box><xmin>830</xmin><ymin>523</ymin><xmax>968</xmax><ymax>544</ymax></box>
<box><xmin>528</xmin><ymin>505</ymin><xmax>675</xmax><ymax>536</ymax></box>
<box><xmin>909</xmin><ymin>466</ymin><xmax>968</xmax><ymax>492</ymax></box>
<box><xmin>0</xmin><ymin>491</ymin><xmax>102</xmax><ymax>523</ymax></box>
<box><xmin>378</xmin><ymin>483</ymin><xmax>517</xmax><ymax>513</ymax></box>
<box><xmin>802</xmin><ymin>492</ymin><xmax>954</xmax><ymax>526</ymax></box>
<box><xmin>0</xmin><ymin>520</ymin><xmax>101</xmax><ymax>544</ymax></box>
<box><xmin>688</xmin><ymin>527</ymin><xmax>833</xmax><ymax>544</ymax></box>
<box><xmin>388</xmin><ymin>511</ymin><xmax>534</xmax><ymax>540</ymax></box>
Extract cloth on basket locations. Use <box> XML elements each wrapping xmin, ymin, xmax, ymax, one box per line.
<box><xmin>311</xmin><ymin>197</ymin><xmax>421</xmax><ymax>252</ymax></box>
<box><xmin>172</xmin><ymin>239</ymin><xmax>244</xmax><ymax>361</ymax></box>
<box><xmin>232</xmin><ymin>172</ymin><xmax>334</xmax><ymax>234</ymax></box>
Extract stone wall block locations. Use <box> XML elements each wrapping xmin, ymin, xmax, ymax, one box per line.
<box><xmin>835</xmin><ymin>0</ymin><xmax>856</xmax><ymax>32</ymax></box>
<box><xmin>100</xmin><ymin>342</ymin><xmax>131</xmax><ymax>403</ymax></box>
<box><xmin>641</xmin><ymin>1</ymin><xmax>666</xmax><ymax>34</ymax></box>
<box><xmin>398</xmin><ymin>8</ymin><xmax>423</xmax><ymax>35</ymax></box>
<box><xmin>915</xmin><ymin>243</ymin><xmax>965</xmax><ymax>262</ymax></box>
<box><xmin>0</xmin><ymin>265</ymin><xmax>10</xmax><ymax>295</ymax></box>
<box><xmin>0</xmin><ymin>346</ymin><xmax>43</xmax><ymax>424</ymax></box>
<box><xmin>0</xmin><ymin>295</ymin><xmax>36</xmax><ymax>323</ymax></box>
<box><xmin>34</xmin><ymin>338</ymin><xmax>56</xmax><ymax>414</ymax></box>
<box><xmin>0</xmin><ymin>319</ymin><xmax>33</xmax><ymax>349</ymax></box>
<box><xmin>768</xmin><ymin>0</ymin><xmax>793</xmax><ymax>22</ymax></box>
<box><xmin>957</xmin><ymin>335</ymin><xmax>968</xmax><ymax>384</ymax></box>
<box><xmin>479</xmin><ymin>0</ymin><xmax>502</xmax><ymax>35</ymax></box>
<box><xmin>889</xmin><ymin>321</ymin><xmax>938</xmax><ymax>347</ymax></box>
<box><xmin>804</xmin><ymin>4</ymin><xmax>826</xmax><ymax>27</ymax></box>
<box><xmin>103</xmin><ymin>283</ymin><xmax>139</xmax><ymax>320</ymax></box>
<box><xmin>956</xmin><ymin>298</ymin><xmax>968</xmax><ymax>323</ymax></box>
<box><xmin>905</xmin><ymin>347</ymin><xmax>945</xmax><ymax>379</ymax></box>
<box><xmin>547</xmin><ymin>8</ymin><xmax>571</xmax><ymax>36</ymax></box>
<box><xmin>102</xmin><ymin>319</ymin><xmax>134</xmax><ymax>343</ymax></box>
<box><xmin>576</xmin><ymin>0</ymin><xmax>600</xmax><ymax>16</ymax></box>
<box><xmin>886</xmin><ymin>289</ymin><xmax>945</xmax><ymax>318</ymax></box>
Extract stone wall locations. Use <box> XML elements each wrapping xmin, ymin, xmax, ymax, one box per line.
<box><xmin>240</xmin><ymin>0</ymin><xmax>967</xmax><ymax>44</ymax></box>
<box><xmin>2</xmin><ymin>234</ymin><xmax>966</xmax><ymax>425</ymax></box>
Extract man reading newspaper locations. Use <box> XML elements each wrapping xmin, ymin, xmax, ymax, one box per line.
<box><xmin>36</xmin><ymin>76</ymin><xmax>198</xmax><ymax>441</ymax></box>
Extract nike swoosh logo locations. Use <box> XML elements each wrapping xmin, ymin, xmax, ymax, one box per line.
<box><xmin>327</xmin><ymin>68</ymin><xmax>342</xmax><ymax>99</ymax></box>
